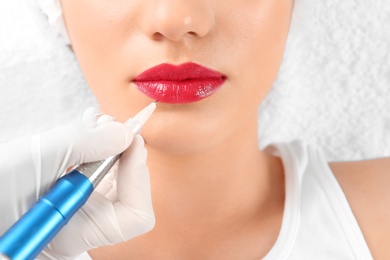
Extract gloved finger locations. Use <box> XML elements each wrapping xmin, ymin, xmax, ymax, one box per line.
<box><xmin>94</xmin><ymin>166</ymin><xmax>119</xmax><ymax>202</ymax></box>
<box><xmin>96</xmin><ymin>115</ymin><xmax>115</xmax><ymax>125</ymax></box>
<box><xmin>114</xmin><ymin>135</ymin><xmax>155</xmax><ymax>239</ymax></box>
<box><xmin>35</xmin><ymin>108</ymin><xmax>134</xmax><ymax>195</ymax></box>
<box><xmin>82</xmin><ymin>107</ymin><xmax>101</xmax><ymax>127</ymax></box>
<box><xmin>83</xmin><ymin>108</ymin><xmax>116</xmax><ymax>126</ymax></box>
<box><xmin>94</xmin><ymin>167</ymin><xmax>116</xmax><ymax>196</ymax></box>
<box><xmin>104</xmin><ymin>170</ymin><xmax>119</xmax><ymax>202</ymax></box>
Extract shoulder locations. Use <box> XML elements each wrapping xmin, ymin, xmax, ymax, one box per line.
<box><xmin>329</xmin><ymin>157</ymin><xmax>390</xmax><ymax>259</ymax></box>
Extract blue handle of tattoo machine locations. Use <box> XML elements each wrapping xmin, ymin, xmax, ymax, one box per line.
<box><xmin>0</xmin><ymin>170</ymin><xmax>93</xmax><ymax>260</ymax></box>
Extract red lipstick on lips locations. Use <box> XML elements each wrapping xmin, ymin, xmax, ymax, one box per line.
<box><xmin>132</xmin><ymin>62</ymin><xmax>226</xmax><ymax>104</ymax></box>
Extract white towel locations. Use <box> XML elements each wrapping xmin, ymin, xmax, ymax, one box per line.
<box><xmin>1</xmin><ymin>0</ymin><xmax>390</xmax><ymax>161</ymax></box>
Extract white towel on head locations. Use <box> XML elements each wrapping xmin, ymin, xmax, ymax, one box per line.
<box><xmin>258</xmin><ymin>0</ymin><xmax>390</xmax><ymax>161</ymax></box>
<box><xmin>36</xmin><ymin>0</ymin><xmax>69</xmax><ymax>44</ymax></box>
<box><xmin>1</xmin><ymin>0</ymin><xmax>390</xmax><ymax>162</ymax></box>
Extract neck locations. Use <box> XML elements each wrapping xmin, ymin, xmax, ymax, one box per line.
<box><xmin>146</xmin><ymin>114</ymin><xmax>285</xmax><ymax>232</ymax></box>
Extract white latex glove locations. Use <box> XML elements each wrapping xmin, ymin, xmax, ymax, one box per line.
<box><xmin>0</xmin><ymin>108</ymin><xmax>155</xmax><ymax>259</ymax></box>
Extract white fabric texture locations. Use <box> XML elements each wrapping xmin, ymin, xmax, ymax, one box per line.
<box><xmin>1</xmin><ymin>0</ymin><xmax>390</xmax><ymax>162</ymax></box>
<box><xmin>76</xmin><ymin>252</ymin><xmax>92</xmax><ymax>260</ymax></box>
<box><xmin>262</xmin><ymin>140</ymin><xmax>373</xmax><ymax>260</ymax></box>
<box><xmin>36</xmin><ymin>0</ymin><xmax>69</xmax><ymax>44</ymax></box>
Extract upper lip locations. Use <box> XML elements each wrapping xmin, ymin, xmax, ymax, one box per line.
<box><xmin>133</xmin><ymin>62</ymin><xmax>226</xmax><ymax>82</ymax></box>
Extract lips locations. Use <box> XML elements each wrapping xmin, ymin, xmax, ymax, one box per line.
<box><xmin>132</xmin><ymin>62</ymin><xmax>226</xmax><ymax>104</ymax></box>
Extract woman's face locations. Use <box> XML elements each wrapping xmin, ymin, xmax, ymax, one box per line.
<box><xmin>61</xmin><ymin>0</ymin><xmax>294</xmax><ymax>155</ymax></box>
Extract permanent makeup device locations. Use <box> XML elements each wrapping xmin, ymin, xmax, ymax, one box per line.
<box><xmin>0</xmin><ymin>102</ymin><xmax>157</xmax><ymax>260</ymax></box>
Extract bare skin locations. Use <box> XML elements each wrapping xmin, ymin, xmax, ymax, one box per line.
<box><xmin>330</xmin><ymin>158</ymin><xmax>390</xmax><ymax>259</ymax></box>
<box><xmin>59</xmin><ymin>0</ymin><xmax>390</xmax><ymax>258</ymax></box>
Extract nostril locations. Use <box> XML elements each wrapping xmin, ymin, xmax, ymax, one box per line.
<box><xmin>152</xmin><ymin>30</ymin><xmax>197</xmax><ymax>42</ymax></box>
<box><xmin>142</xmin><ymin>2</ymin><xmax>213</xmax><ymax>43</ymax></box>
<box><xmin>151</xmin><ymin>32</ymin><xmax>165</xmax><ymax>41</ymax></box>
<box><xmin>188</xmin><ymin>31</ymin><xmax>197</xmax><ymax>37</ymax></box>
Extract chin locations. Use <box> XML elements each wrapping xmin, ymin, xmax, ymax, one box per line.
<box><xmin>140</xmin><ymin>117</ymin><xmax>226</xmax><ymax>156</ymax></box>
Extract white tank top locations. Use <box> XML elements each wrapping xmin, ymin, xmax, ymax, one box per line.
<box><xmin>262</xmin><ymin>139</ymin><xmax>373</xmax><ymax>260</ymax></box>
<box><xmin>78</xmin><ymin>139</ymin><xmax>373</xmax><ymax>260</ymax></box>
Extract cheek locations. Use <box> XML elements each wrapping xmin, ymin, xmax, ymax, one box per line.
<box><xmin>218</xmin><ymin>1</ymin><xmax>293</xmax><ymax>105</ymax></box>
<box><xmin>61</xmin><ymin>1</ymin><xmax>142</xmax><ymax>116</ymax></box>
<box><xmin>62</xmin><ymin>1</ymin><xmax>139</xmax><ymax>46</ymax></box>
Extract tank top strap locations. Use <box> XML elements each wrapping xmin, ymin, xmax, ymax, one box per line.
<box><xmin>262</xmin><ymin>139</ymin><xmax>373</xmax><ymax>259</ymax></box>
<box><xmin>262</xmin><ymin>139</ymin><xmax>308</xmax><ymax>259</ymax></box>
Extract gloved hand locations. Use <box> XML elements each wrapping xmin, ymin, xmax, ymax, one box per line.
<box><xmin>0</xmin><ymin>108</ymin><xmax>155</xmax><ymax>259</ymax></box>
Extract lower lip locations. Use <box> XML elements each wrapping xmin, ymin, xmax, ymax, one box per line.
<box><xmin>133</xmin><ymin>78</ymin><xmax>226</xmax><ymax>104</ymax></box>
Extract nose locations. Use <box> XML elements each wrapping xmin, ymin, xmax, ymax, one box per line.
<box><xmin>141</xmin><ymin>0</ymin><xmax>214</xmax><ymax>42</ymax></box>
